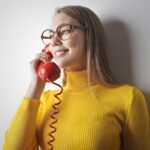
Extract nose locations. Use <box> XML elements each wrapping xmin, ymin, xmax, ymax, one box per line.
<box><xmin>51</xmin><ymin>33</ymin><xmax>61</xmax><ymax>46</ymax></box>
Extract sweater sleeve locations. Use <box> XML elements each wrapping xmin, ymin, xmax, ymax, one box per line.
<box><xmin>122</xmin><ymin>88</ymin><xmax>150</xmax><ymax>150</ymax></box>
<box><xmin>3</xmin><ymin>91</ymin><xmax>48</xmax><ymax>150</ymax></box>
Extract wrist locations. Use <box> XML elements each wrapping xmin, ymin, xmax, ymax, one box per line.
<box><xmin>25</xmin><ymin>77</ymin><xmax>46</xmax><ymax>100</ymax></box>
<box><xmin>31</xmin><ymin>75</ymin><xmax>45</xmax><ymax>86</ymax></box>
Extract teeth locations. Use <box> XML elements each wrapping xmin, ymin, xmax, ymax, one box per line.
<box><xmin>55</xmin><ymin>50</ymin><xmax>67</xmax><ymax>56</ymax></box>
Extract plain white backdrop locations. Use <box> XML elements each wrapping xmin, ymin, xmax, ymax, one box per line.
<box><xmin>0</xmin><ymin>0</ymin><xmax>150</xmax><ymax>148</ymax></box>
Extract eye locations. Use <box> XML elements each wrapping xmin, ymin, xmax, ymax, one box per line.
<box><xmin>42</xmin><ymin>30</ymin><xmax>54</xmax><ymax>39</ymax></box>
<box><xmin>49</xmin><ymin>32</ymin><xmax>54</xmax><ymax>39</ymax></box>
<box><xmin>49</xmin><ymin>34</ymin><xmax>54</xmax><ymax>39</ymax></box>
<box><xmin>60</xmin><ymin>29</ymin><xmax>71</xmax><ymax>35</ymax></box>
<box><xmin>57</xmin><ymin>24</ymin><xmax>72</xmax><ymax>39</ymax></box>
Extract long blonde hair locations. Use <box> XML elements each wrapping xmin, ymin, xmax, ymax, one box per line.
<box><xmin>55</xmin><ymin>5</ymin><xmax>118</xmax><ymax>87</ymax></box>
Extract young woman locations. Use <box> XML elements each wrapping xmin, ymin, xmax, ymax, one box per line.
<box><xmin>3</xmin><ymin>5</ymin><xmax>150</xmax><ymax>150</ymax></box>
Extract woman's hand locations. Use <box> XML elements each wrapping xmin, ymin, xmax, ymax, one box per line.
<box><xmin>25</xmin><ymin>51</ymin><xmax>52</xmax><ymax>100</ymax></box>
<box><xmin>29</xmin><ymin>51</ymin><xmax>52</xmax><ymax>80</ymax></box>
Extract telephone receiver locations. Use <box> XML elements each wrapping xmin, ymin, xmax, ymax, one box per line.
<box><xmin>37</xmin><ymin>45</ymin><xmax>60</xmax><ymax>82</ymax></box>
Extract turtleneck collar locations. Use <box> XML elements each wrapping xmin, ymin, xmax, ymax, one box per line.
<box><xmin>61</xmin><ymin>69</ymin><xmax>117</xmax><ymax>95</ymax></box>
<box><xmin>64</xmin><ymin>69</ymin><xmax>97</xmax><ymax>90</ymax></box>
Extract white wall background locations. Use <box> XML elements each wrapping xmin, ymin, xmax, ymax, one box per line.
<box><xmin>0</xmin><ymin>0</ymin><xmax>150</xmax><ymax>148</ymax></box>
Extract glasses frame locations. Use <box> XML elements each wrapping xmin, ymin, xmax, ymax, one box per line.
<box><xmin>41</xmin><ymin>23</ymin><xmax>83</xmax><ymax>45</ymax></box>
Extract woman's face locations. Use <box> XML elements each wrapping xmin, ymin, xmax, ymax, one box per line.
<box><xmin>48</xmin><ymin>12</ymin><xmax>87</xmax><ymax>71</ymax></box>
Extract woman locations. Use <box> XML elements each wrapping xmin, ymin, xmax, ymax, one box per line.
<box><xmin>3</xmin><ymin>5</ymin><xmax>150</xmax><ymax>150</ymax></box>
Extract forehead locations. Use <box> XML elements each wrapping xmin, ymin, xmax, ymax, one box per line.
<box><xmin>51</xmin><ymin>12</ymin><xmax>79</xmax><ymax>30</ymax></box>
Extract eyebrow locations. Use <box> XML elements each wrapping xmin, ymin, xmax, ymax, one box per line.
<box><xmin>51</xmin><ymin>22</ymin><xmax>82</xmax><ymax>31</ymax></box>
<box><xmin>50</xmin><ymin>23</ymin><xmax>69</xmax><ymax>30</ymax></box>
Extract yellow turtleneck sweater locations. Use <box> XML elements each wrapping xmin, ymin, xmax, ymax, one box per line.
<box><xmin>3</xmin><ymin>70</ymin><xmax>150</xmax><ymax>150</ymax></box>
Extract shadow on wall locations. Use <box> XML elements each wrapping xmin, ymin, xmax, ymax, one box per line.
<box><xmin>103</xmin><ymin>18</ymin><xmax>150</xmax><ymax>117</ymax></box>
<box><xmin>103</xmin><ymin>19</ymin><xmax>133</xmax><ymax>84</ymax></box>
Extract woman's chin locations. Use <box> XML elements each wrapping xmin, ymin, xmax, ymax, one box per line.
<box><xmin>55</xmin><ymin>62</ymin><xmax>68</xmax><ymax>69</ymax></box>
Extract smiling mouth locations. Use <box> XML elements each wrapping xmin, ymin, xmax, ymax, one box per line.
<box><xmin>55</xmin><ymin>49</ymin><xmax>69</xmax><ymax>56</ymax></box>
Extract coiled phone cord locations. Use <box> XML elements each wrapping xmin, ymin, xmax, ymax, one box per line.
<box><xmin>47</xmin><ymin>81</ymin><xmax>63</xmax><ymax>150</ymax></box>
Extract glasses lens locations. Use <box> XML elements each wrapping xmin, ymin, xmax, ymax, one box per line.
<box><xmin>42</xmin><ymin>30</ymin><xmax>54</xmax><ymax>45</ymax></box>
<box><xmin>59</xmin><ymin>25</ymin><xmax>72</xmax><ymax>40</ymax></box>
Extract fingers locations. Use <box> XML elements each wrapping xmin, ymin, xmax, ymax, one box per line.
<box><xmin>29</xmin><ymin>51</ymin><xmax>52</xmax><ymax>72</ymax></box>
<box><xmin>28</xmin><ymin>51</ymin><xmax>53</xmax><ymax>78</ymax></box>
<box><xmin>35</xmin><ymin>52</ymin><xmax>52</xmax><ymax>63</ymax></box>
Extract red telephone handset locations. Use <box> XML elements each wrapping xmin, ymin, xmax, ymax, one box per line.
<box><xmin>37</xmin><ymin>45</ymin><xmax>60</xmax><ymax>82</ymax></box>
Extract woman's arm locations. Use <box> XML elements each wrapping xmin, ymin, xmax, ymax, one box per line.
<box><xmin>3</xmin><ymin>51</ymin><xmax>50</xmax><ymax>150</ymax></box>
<box><xmin>25</xmin><ymin>50</ymin><xmax>50</xmax><ymax>100</ymax></box>
<box><xmin>122</xmin><ymin>88</ymin><xmax>150</xmax><ymax>150</ymax></box>
<box><xmin>3</xmin><ymin>97</ymin><xmax>41</xmax><ymax>150</ymax></box>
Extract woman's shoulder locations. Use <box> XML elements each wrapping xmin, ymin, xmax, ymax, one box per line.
<box><xmin>107</xmin><ymin>84</ymin><xmax>146</xmax><ymax>107</ymax></box>
<box><xmin>106</xmin><ymin>83</ymin><xmax>145</xmax><ymax>100</ymax></box>
<box><xmin>100</xmin><ymin>83</ymin><xmax>141</xmax><ymax>94</ymax></box>
<box><xmin>95</xmin><ymin>83</ymin><xmax>146</xmax><ymax>106</ymax></box>
<box><xmin>111</xmin><ymin>84</ymin><xmax>144</xmax><ymax>97</ymax></box>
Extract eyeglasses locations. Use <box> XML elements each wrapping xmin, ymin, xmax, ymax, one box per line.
<box><xmin>41</xmin><ymin>23</ymin><xmax>83</xmax><ymax>45</ymax></box>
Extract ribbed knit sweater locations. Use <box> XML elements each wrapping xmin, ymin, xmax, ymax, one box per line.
<box><xmin>3</xmin><ymin>70</ymin><xmax>150</xmax><ymax>150</ymax></box>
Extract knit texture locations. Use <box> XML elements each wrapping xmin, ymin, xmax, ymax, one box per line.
<box><xmin>3</xmin><ymin>70</ymin><xmax>150</xmax><ymax>150</ymax></box>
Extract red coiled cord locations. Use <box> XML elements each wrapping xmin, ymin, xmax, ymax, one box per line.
<box><xmin>47</xmin><ymin>81</ymin><xmax>63</xmax><ymax>150</ymax></box>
